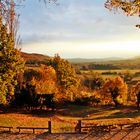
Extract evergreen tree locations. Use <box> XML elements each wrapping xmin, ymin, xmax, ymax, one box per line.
<box><xmin>0</xmin><ymin>16</ymin><xmax>24</xmax><ymax>104</ymax></box>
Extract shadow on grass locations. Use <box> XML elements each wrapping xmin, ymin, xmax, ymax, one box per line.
<box><xmin>1</xmin><ymin>130</ymin><xmax>140</xmax><ymax>140</ymax></box>
<box><xmin>54</xmin><ymin>105</ymin><xmax>114</xmax><ymax>118</ymax></box>
<box><xmin>32</xmin><ymin>129</ymin><xmax>140</xmax><ymax>140</ymax></box>
<box><xmin>0</xmin><ymin>105</ymin><xmax>140</xmax><ymax>119</ymax></box>
<box><xmin>94</xmin><ymin>107</ymin><xmax>140</xmax><ymax>120</ymax></box>
<box><xmin>33</xmin><ymin>132</ymin><xmax>86</xmax><ymax>140</ymax></box>
<box><xmin>54</xmin><ymin>105</ymin><xmax>140</xmax><ymax>119</ymax></box>
<box><xmin>0</xmin><ymin>107</ymin><xmax>56</xmax><ymax>118</ymax></box>
<box><xmin>0</xmin><ymin>104</ymin><xmax>103</xmax><ymax>118</ymax></box>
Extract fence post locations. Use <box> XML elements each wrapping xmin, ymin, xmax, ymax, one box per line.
<box><xmin>48</xmin><ymin>121</ymin><xmax>52</xmax><ymax>133</ymax></box>
<box><xmin>78</xmin><ymin>120</ymin><xmax>81</xmax><ymax>133</ymax></box>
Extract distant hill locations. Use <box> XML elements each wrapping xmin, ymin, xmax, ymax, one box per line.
<box><xmin>71</xmin><ymin>57</ymin><xmax>140</xmax><ymax>70</ymax></box>
<box><xmin>67</xmin><ymin>57</ymin><xmax>125</xmax><ymax>63</ymax></box>
<box><xmin>21</xmin><ymin>52</ymin><xmax>51</xmax><ymax>65</ymax></box>
<box><xmin>67</xmin><ymin>56</ymin><xmax>140</xmax><ymax>70</ymax></box>
<box><xmin>21</xmin><ymin>52</ymin><xmax>140</xmax><ymax>70</ymax></box>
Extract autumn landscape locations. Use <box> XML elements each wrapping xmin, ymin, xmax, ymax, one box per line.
<box><xmin>0</xmin><ymin>0</ymin><xmax>140</xmax><ymax>140</ymax></box>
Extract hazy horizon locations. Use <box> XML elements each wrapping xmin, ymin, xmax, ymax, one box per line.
<box><xmin>19</xmin><ymin>0</ymin><xmax>140</xmax><ymax>59</ymax></box>
<box><xmin>22</xmin><ymin>51</ymin><xmax>140</xmax><ymax>60</ymax></box>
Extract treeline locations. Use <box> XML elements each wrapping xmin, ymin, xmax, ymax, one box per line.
<box><xmin>79</xmin><ymin>64</ymin><xmax>120</xmax><ymax>70</ymax></box>
<box><xmin>21</xmin><ymin>53</ymin><xmax>140</xmax><ymax>70</ymax></box>
<box><xmin>11</xmin><ymin>58</ymin><xmax>140</xmax><ymax>109</ymax></box>
<box><xmin>1</xmin><ymin>49</ymin><xmax>140</xmax><ymax>109</ymax></box>
<box><xmin>10</xmin><ymin>54</ymin><xmax>80</xmax><ymax>109</ymax></box>
<box><xmin>73</xmin><ymin>60</ymin><xmax>140</xmax><ymax>70</ymax></box>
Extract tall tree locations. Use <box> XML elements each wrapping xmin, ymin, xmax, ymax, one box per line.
<box><xmin>0</xmin><ymin>1</ymin><xmax>24</xmax><ymax>105</ymax></box>
<box><xmin>51</xmin><ymin>54</ymin><xmax>79</xmax><ymax>101</ymax></box>
<box><xmin>0</xmin><ymin>18</ymin><xmax>24</xmax><ymax>104</ymax></box>
<box><xmin>103</xmin><ymin>77</ymin><xmax>128</xmax><ymax>107</ymax></box>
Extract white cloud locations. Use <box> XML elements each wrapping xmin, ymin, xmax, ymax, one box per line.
<box><xmin>20</xmin><ymin>0</ymin><xmax>140</xmax><ymax>58</ymax></box>
<box><xmin>22</xmin><ymin>40</ymin><xmax>140</xmax><ymax>58</ymax></box>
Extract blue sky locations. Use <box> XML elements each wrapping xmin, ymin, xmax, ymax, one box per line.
<box><xmin>19</xmin><ymin>0</ymin><xmax>140</xmax><ymax>58</ymax></box>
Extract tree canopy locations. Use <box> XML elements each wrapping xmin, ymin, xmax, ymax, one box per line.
<box><xmin>51</xmin><ymin>54</ymin><xmax>80</xmax><ymax>101</ymax></box>
<box><xmin>31</xmin><ymin>65</ymin><xmax>58</xmax><ymax>94</ymax></box>
<box><xmin>105</xmin><ymin>0</ymin><xmax>140</xmax><ymax>16</ymax></box>
<box><xmin>105</xmin><ymin>0</ymin><xmax>140</xmax><ymax>28</ymax></box>
<box><xmin>103</xmin><ymin>77</ymin><xmax>128</xmax><ymax>107</ymax></box>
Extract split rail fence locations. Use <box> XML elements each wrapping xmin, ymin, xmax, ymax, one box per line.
<box><xmin>0</xmin><ymin>120</ymin><xmax>140</xmax><ymax>134</ymax></box>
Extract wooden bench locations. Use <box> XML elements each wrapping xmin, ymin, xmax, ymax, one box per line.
<box><xmin>0</xmin><ymin>126</ymin><xmax>13</xmax><ymax>132</ymax></box>
<box><xmin>16</xmin><ymin>127</ymin><xmax>50</xmax><ymax>134</ymax></box>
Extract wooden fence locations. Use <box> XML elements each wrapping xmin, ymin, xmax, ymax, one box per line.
<box><xmin>0</xmin><ymin>120</ymin><xmax>140</xmax><ymax>134</ymax></box>
<box><xmin>75</xmin><ymin>120</ymin><xmax>140</xmax><ymax>134</ymax></box>
<box><xmin>0</xmin><ymin>121</ymin><xmax>51</xmax><ymax>134</ymax></box>
<box><xmin>0</xmin><ymin>126</ymin><xmax>13</xmax><ymax>132</ymax></box>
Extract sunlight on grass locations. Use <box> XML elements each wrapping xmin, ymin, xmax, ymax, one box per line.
<box><xmin>87</xmin><ymin>109</ymin><xmax>121</xmax><ymax>119</ymax></box>
<box><xmin>0</xmin><ymin>105</ymin><xmax>140</xmax><ymax>133</ymax></box>
<box><xmin>0</xmin><ymin>117</ymin><xmax>17</xmax><ymax>126</ymax></box>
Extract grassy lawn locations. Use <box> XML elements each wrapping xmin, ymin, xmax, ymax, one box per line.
<box><xmin>0</xmin><ymin>105</ymin><xmax>140</xmax><ymax>133</ymax></box>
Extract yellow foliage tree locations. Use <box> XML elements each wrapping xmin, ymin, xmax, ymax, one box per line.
<box><xmin>0</xmin><ymin>16</ymin><xmax>24</xmax><ymax>104</ymax></box>
<box><xmin>102</xmin><ymin>77</ymin><xmax>128</xmax><ymax>107</ymax></box>
<box><xmin>51</xmin><ymin>54</ymin><xmax>80</xmax><ymax>101</ymax></box>
<box><xmin>31</xmin><ymin>65</ymin><xmax>58</xmax><ymax>94</ymax></box>
<box><xmin>132</xmin><ymin>82</ymin><xmax>140</xmax><ymax>107</ymax></box>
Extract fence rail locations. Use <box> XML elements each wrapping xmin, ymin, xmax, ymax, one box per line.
<box><xmin>16</xmin><ymin>121</ymin><xmax>51</xmax><ymax>134</ymax></box>
<box><xmin>0</xmin><ymin>126</ymin><xmax>13</xmax><ymax>132</ymax></box>
<box><xmin>0</xmin><ymin>120</ymin><xmax>140</xmax><ymax>134</ymax></box>
<box><xmin>75</xmin><ymin>120</ymin><xmax>140</xmax><ymax>134</ymax></box>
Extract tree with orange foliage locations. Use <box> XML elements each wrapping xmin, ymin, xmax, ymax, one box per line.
<box><xmin>103</xmin><ymin>77</ymin><xmax>128</xmax><ymax>107</ymax></box>
<box><xmin>31</xmin><ymin>65</ymin><xmax>58</xmax><ymax>94</ymax></box>
<box><xmin>132</xmin><ymin>82</ymin><xmax>140</xmax><ymax>108</ymax></box>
